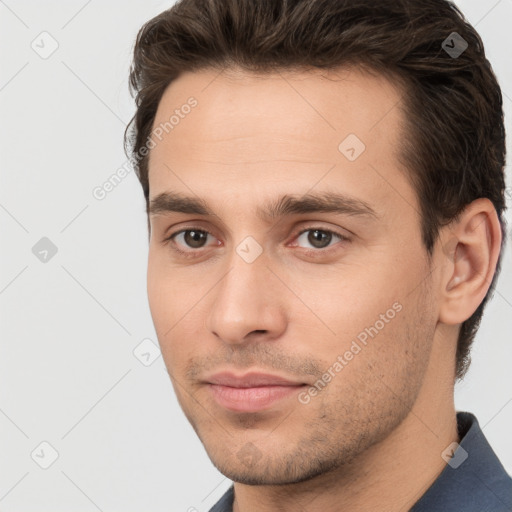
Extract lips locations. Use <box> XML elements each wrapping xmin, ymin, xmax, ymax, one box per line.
<box><xmin>206</xmin><ymin>371</ymin><xmax>304</xmax><ymax>388</ymax></box>
<box><xmin>204</xmin><ymin>371</ymin><xmax>307</xmax><ymax>413</ymax></box>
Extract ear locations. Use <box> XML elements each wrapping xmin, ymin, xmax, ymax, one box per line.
<box><xmin>438</xmin><ymin>198</ymin><xmax>502</xmax><ymax>325</ymax></box>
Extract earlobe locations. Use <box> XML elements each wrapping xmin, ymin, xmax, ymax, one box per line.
<box><xmin>438</xmin><ymin>199</ymin><xmax>502</xmax><ymax>326</ymax></box>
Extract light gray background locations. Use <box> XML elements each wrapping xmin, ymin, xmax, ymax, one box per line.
<box><xmin>0</xmin><ymin>1</ymin><xmax>511</xmax><ymax>510</ymax></box>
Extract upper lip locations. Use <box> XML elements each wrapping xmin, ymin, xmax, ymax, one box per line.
<box><xmin>205</xmin><ymin>372</ymin><xmax>305</xmax><ymax>388</ymax></box>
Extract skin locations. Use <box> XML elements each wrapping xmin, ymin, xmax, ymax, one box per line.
<box><xmin>145</xmin><ymin>66</ymin><xmax>502</xmax><ymax>511</ymax></box>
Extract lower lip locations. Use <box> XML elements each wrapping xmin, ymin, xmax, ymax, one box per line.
<box><xmin>207</xmin><ymin>384</ymin><xmax>305</xmax><ymax>412</ymax></box>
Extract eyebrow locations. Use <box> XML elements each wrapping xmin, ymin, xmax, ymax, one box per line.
<box><xmin>148</xmin><ymin>190</ymin><xmax>379</xmax><ymax>221</ymax></box>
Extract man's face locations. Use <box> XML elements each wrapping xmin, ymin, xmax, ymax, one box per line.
<box><xmin>146</xmin><ymin>67</ymin><xmax>439</xmax><ymax>484</ymax></box>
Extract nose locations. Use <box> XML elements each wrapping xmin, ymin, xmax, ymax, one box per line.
<box><xmin>205</xmin><ymin>248</ymin><xmax>288</xmax><ymax>346</ymax></box>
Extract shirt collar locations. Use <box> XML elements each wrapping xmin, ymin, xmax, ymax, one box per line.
<box><xmin>410</xmin><ymin>411</ymin><xmax>512</xmax><ymax>511</ymax></box>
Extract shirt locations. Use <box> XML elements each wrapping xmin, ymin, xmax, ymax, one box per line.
<box><xmin>208</xmin><ymin>411</ymin><xmax>512</xmax><ymax>511</ymax></box>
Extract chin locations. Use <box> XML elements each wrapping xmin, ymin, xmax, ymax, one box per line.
<box><xmin>206</xmin><ymin>446</ymin><xmax>340</xmax><ymax>486</ymax></box>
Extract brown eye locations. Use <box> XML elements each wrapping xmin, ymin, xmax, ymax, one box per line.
<box><xmin>295</xmin><ymin>228</ymin><xmax>346</xmax><ymax>250</ymax></box>
<box><xmin>307</xmin><ymin>229</ymin><xmax>333</xmax><ymax>248</ymax></box>
<box><xmin>180</xmin><ymin>230</ymin><xmax>209</xmax><ymax>249</ymax></box>
<box><xmin>162</xmin><ymin>226</ymin><xmax>219</xmax><ymax>259</ymax></box>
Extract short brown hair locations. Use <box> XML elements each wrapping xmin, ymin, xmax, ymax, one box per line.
<box><xmin>124</xmin><ymin>0</ymin><xmax>507</xmax><ymax>381</ymax></box>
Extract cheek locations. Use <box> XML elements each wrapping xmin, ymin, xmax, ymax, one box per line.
<box><xmin>319</xmin><ymin>301</ymin><xmax>431</xmax><ymax>417</ymax></box>
<box><xmin>147</xmin><ymin>245</ymin><xmax>184</xmax><ymax>325</ymax></box>
<box><xmin>147</xmin><ymin>257</ymin><xmax>167</xmax><ymax>331</ymax></box>
<box><xmin>147</xmin><ymin>252</ymin><xmax>179</xmax><ymax>355</ymax></box>
<box><xmin>293</xmin><ymin>262</ymin><xmax>428</xmax><ymax>385</ymax></box>
<box><xmin>147</xmin><ymin>251</ymin><xmax>206</xmax><ymax>372</ymax></box>
<box><xmin>292</xmin><ymin>265</ymin><xmax>401</xmax><ymax>343</ymax></box>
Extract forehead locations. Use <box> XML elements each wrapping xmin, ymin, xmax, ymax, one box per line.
<box><xmin>147</xmin><ymin>66</ymin><xmax>411</xmax><ymax>220</ymax></box>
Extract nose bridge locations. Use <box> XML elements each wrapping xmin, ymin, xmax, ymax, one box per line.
<box><xmin>206</xmin><ymin>240</ymin><xmax>285</xmax><ymax>344</ymax></box>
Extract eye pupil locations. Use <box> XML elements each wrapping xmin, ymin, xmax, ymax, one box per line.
<box><xmin>308</xmin><ymin>229</ymin><xmax>332</xmax><ymax>248</ymax></box>
<box><xmin>184</xmin><ymin>230</ymin><xmax>207</xmax><ymax>248</ymax></box>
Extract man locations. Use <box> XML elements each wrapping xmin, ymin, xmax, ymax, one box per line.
<box><xmin>124</xmin><ymin>0</ymin><xmax>511</xmax><ymax>510</ymax></box>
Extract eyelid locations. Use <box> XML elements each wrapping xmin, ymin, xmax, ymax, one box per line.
<box><xmin>163</xmin><ymin>227</ymin><xmax>219</xmax><ymax>258</ymax></box>
<box><xmin>293</xmin><ymin>226</ymin><xmax>350</xmax><ymax>243</ymax></box>
<box><xmin>163</xmin><ymin>223</ymin><xmax>350</xmax><ymax>257</ymax></box>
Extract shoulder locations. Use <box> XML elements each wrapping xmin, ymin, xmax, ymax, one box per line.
<box><xmin>411</xmin><ymin>411</ymin><xmax>512</xmax><ymax>512</ymax></box>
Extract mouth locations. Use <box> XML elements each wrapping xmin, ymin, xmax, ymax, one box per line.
<box><xmin>204</xmin><ymin>371</ymin><xmax>308</xmax><ymax>413</ymax></box>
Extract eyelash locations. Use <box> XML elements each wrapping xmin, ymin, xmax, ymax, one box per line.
<box><xmin>162</xmin><ymin>226</ymin><xmax>349</xmax><ymax>259</ymax></box>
